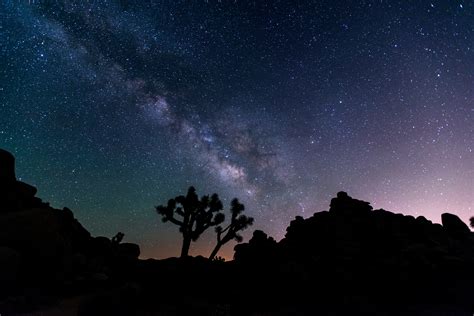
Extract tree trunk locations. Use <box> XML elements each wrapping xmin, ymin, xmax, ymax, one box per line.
<box><xmin>181</xmin><ymin>235</ymin><xmax>191</xmax><ymax>258</ymax></box>
<box><xmin>209</xmin><ymin>242</ymin><xmax>222</xmax><ymax>260</ymax></box>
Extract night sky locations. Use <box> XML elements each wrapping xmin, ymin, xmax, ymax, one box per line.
<box><xmin>1</xmin><ymin>1</ymin><xmax>473</xmax><ymax>259</ymax></box>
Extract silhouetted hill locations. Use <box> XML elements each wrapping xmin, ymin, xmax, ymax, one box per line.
<box><xmin>0</xmin><ymin>148</ymin><xmax>473</xmax><ymax>315</ymax></box>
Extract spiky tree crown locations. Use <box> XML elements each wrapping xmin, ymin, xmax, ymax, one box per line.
<box><xmin>156</xmin><ymin>186</ymin><xmax>225</xmax><ymax>241</ymax></box>
<box><xmin>215</xmin><ymin>198</ymin><xmax>254</xmax><ymax>244</ymax></box>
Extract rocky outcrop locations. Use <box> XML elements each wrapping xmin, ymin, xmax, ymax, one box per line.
<box><xmin>234</xmin><ymin>192</ymin><xmax>474</xmax><ymax>311</ymax></box>
<box><xmin>0</xmin><ymin>149</ymin><xmax>140</xmax><ymax>295</ymax></box>
<box><xmin>1</xmin><ymin>148</ymin><xmax>472</xmax><ymax>315</ymax></box>
<box><xmin>236</xmin><ymin>192</ymin><xmax>474</xmax><ymax>266</ymax></box>
<box><xmin>329</xmin><ymin>191</ymin><xmax>372</xmax><ymax>214</ymax></box>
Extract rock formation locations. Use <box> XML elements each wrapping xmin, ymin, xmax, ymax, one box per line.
<box><xmin>1</xmin><ymin>148</ymin><xmax>472</xmax><ymax>315</ymax></box>
<box><xmin>234</xmin><ymin>192</ymin><xmax>474</xmax><ymax>313</ymax></box>
<box><xmin>0</xmin><ymin>149</ymin><xmax>47</xmax><ymax>212</ymax></box>
<box><xmin>0</xmin><ymin>149</ymin><xmax>140</xmax><ymax>301</ymax></box>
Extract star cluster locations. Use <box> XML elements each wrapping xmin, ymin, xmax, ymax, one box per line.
<box><xmin>1</xmin><ymin>1</ymin><xmax>472</xmax><ymax>259</ymax></box>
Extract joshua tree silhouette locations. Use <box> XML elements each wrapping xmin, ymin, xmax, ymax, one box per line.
<box><xmin>209</xmin><ymin>198</ymin><xmax>254</xmax><ymax>260</ymax></box>
<box><xmin>155</xmin><ymin>186</ymin><xmax>225</xmax><ymax>258</ymax></box>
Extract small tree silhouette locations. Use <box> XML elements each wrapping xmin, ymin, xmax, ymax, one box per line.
<box><xmin>209</xmin><ymin>198</ymin><xmax>254</xmax><ymax>260</ymax></box>
<box><xmin>155</xmin><ymin>186</ymin><xmax>225</xmax><ymax>258</ymax></box>
<box><xmin>470</xmin><ymin>217</ymin><xmax>474</xmax><ymax>229</ymax></box>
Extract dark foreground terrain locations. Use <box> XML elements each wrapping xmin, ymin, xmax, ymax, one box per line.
<box><xmin>0</xmin><ymin>148</ymin><xmax>473</xmax><ymax>316</ymax></box>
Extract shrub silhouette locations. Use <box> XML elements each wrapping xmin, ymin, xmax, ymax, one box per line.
<box><xmin>470</xmin><ymin>216</ymin><xmax>474</xmax><ymax>229</ymax></box>
<box><xmin>212</xmin><ymin>256</ymin><xmax>226</xmax><ymax>262</ymax></box>
<box><xmin>155</xmin><ymin>186</ymin><xmax>225</xmax><ymax>258</ymax></box>
<box><xmin>112</xmin><ymin>232</ymin><xmax>124</xmax><ymax>244</ymax></box>
<box><xmin>209</xmin><ymin>198</ymin><xmax>254</xmax><ymax>260</ymax></box>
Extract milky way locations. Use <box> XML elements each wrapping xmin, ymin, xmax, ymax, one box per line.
<box><xmin>1</xmin><ymin>1</ymin><xmax>472</xmax><ymax>259</ymax></box>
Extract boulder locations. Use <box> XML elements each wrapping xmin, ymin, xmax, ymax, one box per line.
<box><xmin>415</xmin><ymin>215</ymin><xmax>432</xmax><ymax>226</ymax></box>
<box><xmin>0</xmin><ymin>149</ymin><xmax>16</xmax><ymax>184</ymax></box>
<box><xmin>329</xmin><ymin>191</ymin><xmax>372</xmax><ymax>215</ymax></box>
<box><xmin>441</xmin><ymin>213</ymin><xmax>470</xmax><ymax>236</ymax></box>
<box><xmin>234</xmin><ymin>230</ymin><xmax>277</xmax><ymax>263</ymax></box>
<box><xmin>117</xmin><ymin>243</ymin><xmax>140</xmax><ymax>259</ymax></box>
